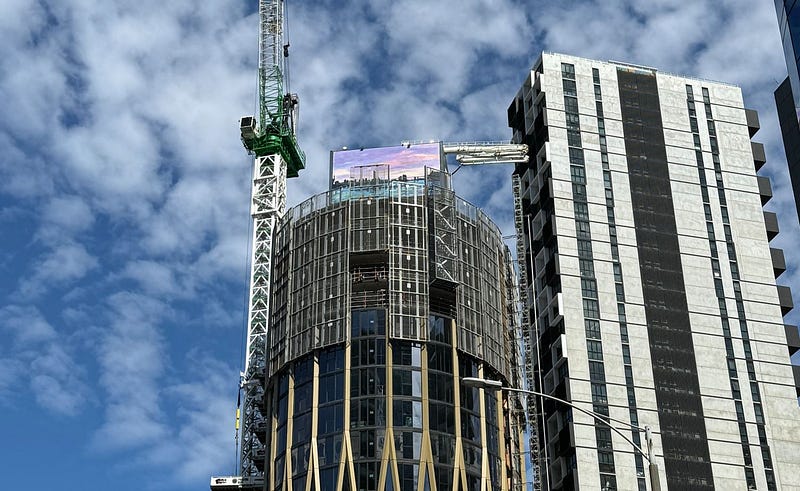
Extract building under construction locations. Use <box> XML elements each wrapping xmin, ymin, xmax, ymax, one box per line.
<box><xmin>214</xmin><ymin>143</ymin><xmax>532</xmax><ymax>491</ymax></box>
<box><xmin>245</xmin><ymin>143</ymin><xmax>527</xmax><ymax>490</ymax></box>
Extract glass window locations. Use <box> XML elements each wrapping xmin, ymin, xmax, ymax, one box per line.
<box><xmin>576</xmin><ymin>219</ymin><xmax>591</xmax><ymax>239</ymax></box>
<box><xmin>581</xmin><ymin>278</ymin><xmax>598</xmax><ymax>298</ymax></box>
<box><xmin>575</xmin><ymin>202</ymin><xmax>590</xmax><ymax>221</ymax></box>
<box><xmin>566</xmin><ymin>111</ymin><xmax>581</xmax><ymax>129</ymax></box>
<box><xmin>613</xmin><ymin>263</ymin><xmax>622</xmax><ymax>282</ymax></box>
<box><xmin>579</xmin><ymin>258</ymin><xmax>594</xmax><ymax>277</ymax></box>
<box><xmin>583</xmin><ymin>298</ymin><xmax>600</xmax><ymax>318</ymax></box>
<box><xmin>589</xmin><ymin>361</ymin><xmax>605</xmax><ymax>382</ymax></box>
<box><xmin>577</xmin><ymin>239</ymin><xmax>593</xmax><ymax>258</ymax></box>
<box><xmin>571</xmin><ymin>165</ymin><xmax>586</xmax><ymax>184</ymax></box>
<box><xmin>573</xmin><ymin>183</ymin><xmax>587</xmax><ymax>201</ymax></box>
<box><xmin>598</xmin><ymin>450</ymin><xmax>615</xmax><ymax>473</ymax></box>
<box><xmin>569</xmin><ymin>147</ymin><xmax>585</xmax><ymax>164</ymax></box>
<box><xmin>563</xmin><ymin>79</ymin><xmax>577</xmax><ymax>97</ymax></box>
<box><xmin>567</xmin><ymin>128</ymin><xmax>582</xmax><ymax>147</ymax></box>
<box><xmin>591</xmin><ymin>383</ymin><xmax>608</xmax><ymax>403</ymax></box>
<box><xmin>585</xmin><ymin>319</ymin><xmax>601</xmax><ymax>339</ymax></box>
<box><xmin>596</xmin><ymin>426</ymin><xmax>613</xmax><ymax>449</ymax></box>
<box><xmin>587</xmin><ymin>340</ymin><xmax>603</xmax><ymax>360</ymax></box>
<box><xmin>561</xmin><ymin>63</ymin><xmax>575</xmax><ymax>79</ymax></box>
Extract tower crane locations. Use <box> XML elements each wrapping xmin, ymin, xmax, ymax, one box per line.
<box><xmin>211</xmin><ymin>1</ymin><xmax>304</xmax><ymax>489</ymax></box>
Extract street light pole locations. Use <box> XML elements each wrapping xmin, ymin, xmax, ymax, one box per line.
<box><xmin>462</xmin><ymin>377</ymin><xmax>661</xmax><ymax>491</ymax></box>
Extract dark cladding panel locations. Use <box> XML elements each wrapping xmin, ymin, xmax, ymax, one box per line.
<box><xmin>617</xmin><ymin>68</ymin><xmax>714</xmax><ymax>489</ymax></box>
<box><xmin>774</xmin><ymin>77</ymin><xmax>800</xmax><ymax>224</ymax></box>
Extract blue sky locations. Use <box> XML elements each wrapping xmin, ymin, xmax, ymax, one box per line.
<box><xmin>0</xmin><ymin>1</ymin><xmax>798</xmax><ymax>490</ymax></box>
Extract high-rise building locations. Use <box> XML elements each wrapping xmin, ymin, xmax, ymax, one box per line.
<box><xmin>253</xmin><ymin>143</ymin><xmax>526</xmax><ymax>491</ymax></box>
<box><xmin>774</xmin><ymin>0</ymin><xmax>800</xmax><ymax>223</ymax></box>
<box><xmin>508</xmin><ymin>52</ymin><xmax>800</xmax><ymax>490</ymax></box>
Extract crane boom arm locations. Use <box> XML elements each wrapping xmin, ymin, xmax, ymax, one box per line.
<box><xmin>441</xmin><ymin>141</ymin><xmax>529</xmax><ymax>165</ymax></box>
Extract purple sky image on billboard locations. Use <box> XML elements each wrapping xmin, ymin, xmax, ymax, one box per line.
<box><xmin>330</xmin><ymin>142</ymin><xmax>443</xmax><ymax>189</ymax></box>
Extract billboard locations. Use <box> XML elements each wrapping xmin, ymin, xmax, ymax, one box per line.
<box><xmin>330</xmin><ymin>143</ymin><xmax>443</xmax><ymax>189</ymax></box>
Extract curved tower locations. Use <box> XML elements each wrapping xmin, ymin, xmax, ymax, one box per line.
<box><xmin>260</xmin><ymin>144</ymin><xmax>526</xmax><ymax>491</ymax></box>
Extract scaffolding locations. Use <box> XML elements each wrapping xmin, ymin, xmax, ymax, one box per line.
<box><xmin>512</xmin><ymin>174</ymin><xmax>542</xmax><ymax>491</ymax></box>
<box><xmin>262</xmin><ymin>174</ymin><xmax>517</xmax><ymax>384</ymax></box>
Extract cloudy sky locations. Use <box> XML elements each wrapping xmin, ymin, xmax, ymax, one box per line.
<box><xmin>0</xmin><ymin>1</ymin><xmax>798</xmax><ymax>489</ymax></box>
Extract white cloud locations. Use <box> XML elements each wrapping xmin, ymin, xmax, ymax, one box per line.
<box><xmin>0</xmin><ymin>305</ymin><xmax>88</xmax><ymax>416</ymax></box>
<box><xmin>17</xmin><ymin>242</ymin><xmax>98</xmax><ymax>298</ymax></box>
<box><xmin>40</xmin><ymin>195</ymin><xmax>95</xmax><ymax>237</ymax></box>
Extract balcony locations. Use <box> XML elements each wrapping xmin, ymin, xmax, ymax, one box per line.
<box><xmin>745</xmin><ymin>108</ymin><xmax>760</xmax><ymax>137</ymax></box>
<box><xmin>777</xmin><ymin>285</ymin><xmax>794</xmax><ymax>316</ymax></box>
<box><xmin>764</xmin><ymin>211</ymin><xmax>779</xmax><ymax>241</ymax></box>
<box><xmin>786</xmin><ymin>324</ymin><xmax>800</xmax><ymax>356</ymax></box>
<box><xmin>771</xmin><ymin>248</ymin><xmax>787</xmax><ymax>278</ymax></box>
<box><xmin>793</xmin><ymin>365</ymin><xmax>800</xmax><ymax>397</ymax></box>
<box><xmin>752</xmin><ymin>142</ymin><xmax>766</xmax><ymax>171</ymax></box>
<box><xmin>758</xmin><ymin>175</ymin><xmax>773</xmax><ymax>205</ymax></box>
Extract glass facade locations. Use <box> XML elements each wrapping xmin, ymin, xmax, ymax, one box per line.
<box><xmin>259</xmin><ymin>173</ymin><xmax>526</xmax><ymax>491</ymax></box>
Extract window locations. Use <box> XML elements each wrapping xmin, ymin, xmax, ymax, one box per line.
<box><xmin>573</xmin><ymin>183</ymin><xmax>587</xmax><ymax>202</ymax></box>
<box><xmin>563</xmin><ymin>79</ymin><xmax>577</xmax><ymax>96</ymax></box>
<box><xmin>617</xmin><ymin>303</ymin><xmax>627</xmax><ymax>323</ymax></box>
<box><xmin>583</xmin><ymin>298</ymin><xmax>599</xmax><ymax>318</ymax></box>
<box><xmin>569</xmin><ymin>147</ymin><xmax>585</xmax><ymax>164</ymax></box>
<box><xmin>577</xmin><ymin>238</ymin><xmax>593</xmax><ymax>258</ymax></box>
<box><xmin>598</xmin><ymin>450</ymin><xmax>615</xmax><ymax>473</ymax></box>
<box><xmin>585</xmin><ymin>319</ymin><xmax>601</xmax><ymax>339</ymax></box>
<box><xmin>576</xmin><ymin>219</ymin><xmax>591</xmax><ymax>239</ymax></box>
<box><xmin>561</xmin><ymin>63</ymin><xmax>575</xmax><ymax>79</ymax></box>
<box><xmin>571</xmin><ymin>165</ymin><xmax>586</xmax><ymax>184</ymax></box>
<box><xmin>567</xmin><ymin>128</ymin><xmax>582</xmax><ymax>147</ymax></box>
<box><xmin>591</xmin><ymin>383</ymin><xmax>608</xmax><ymax>403</ymax></box>
<box><xmin>592</xmin><ymin>68</ymin><xmax>600</xmax><ymax>84</ymax></box>
<box><xmin>565</xmin><ymin>97</ymin><xmax>579</xmax><ymax>114</ymax></box>
<box><xmin>581</xmin><ymin>278</ymin><xmax>598</xmax><ymax>298</ymax></box>
<box><xmin>566</xmin><ymin>111</ymin><xmax>581</xmax><ymax>129</ymax></box>
<box><xmin>579</xmin><ymin>259</ymin><xmax>595</xmax><ymax>277</ymax></box>
<box><xmin>624</xmin><ymin>366</ymin><xmax>634</xmax><ymax>384</ymax></box>
<box><xmin>589</xmin><ymin>361</ymin><xmax>605</xmax><ymax>382</ymax></box>
<box><xmin>587</xmin><ymin>340</ymin><xmax>603</xmax><ymax>360</ymax></box>
<box><xmin>596</xmin><ymin>426</ymin><xmax>613</xmax><ymax>449</ymax></box>
<box><xmin>613</xmin><ymin>263</ymin><xmax>623</xmax><ymax>282</ymax></box>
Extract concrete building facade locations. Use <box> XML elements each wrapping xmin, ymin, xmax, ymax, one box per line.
<box><xmin>256</xmin><ymin>154</ymin><xmax>526</xmax><ymax>491</ymax></box>
<box><xmin>509</xmin><ymin>52</ymin><xmax>800</xmax><ymax>490</ymax></box>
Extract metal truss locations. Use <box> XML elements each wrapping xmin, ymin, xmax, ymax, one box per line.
<box><xmin>512</xmin><ymin>174</ymin><xmax>542</xmax><ymax>491</ymax></box>
<box><xmin>240</xmin><ymin>153</ymin><xmax>287</xmax><ymax>483</ymax></box>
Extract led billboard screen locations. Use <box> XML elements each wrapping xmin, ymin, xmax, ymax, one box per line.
<box><xmin>330</xmin><ymin>143</ymin><xmax>443</xmax><ymax>189</ymax></box>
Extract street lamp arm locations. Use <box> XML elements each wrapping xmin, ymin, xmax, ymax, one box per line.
<box><xmin>462</xmin><ymin>377</ymin><xmax>661</xmax><ymax>490</ymax></box>
<box><xmin>501</xmin><ymin>387</ymin><xmax>651</xmax><ymax>462</ymax></box>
